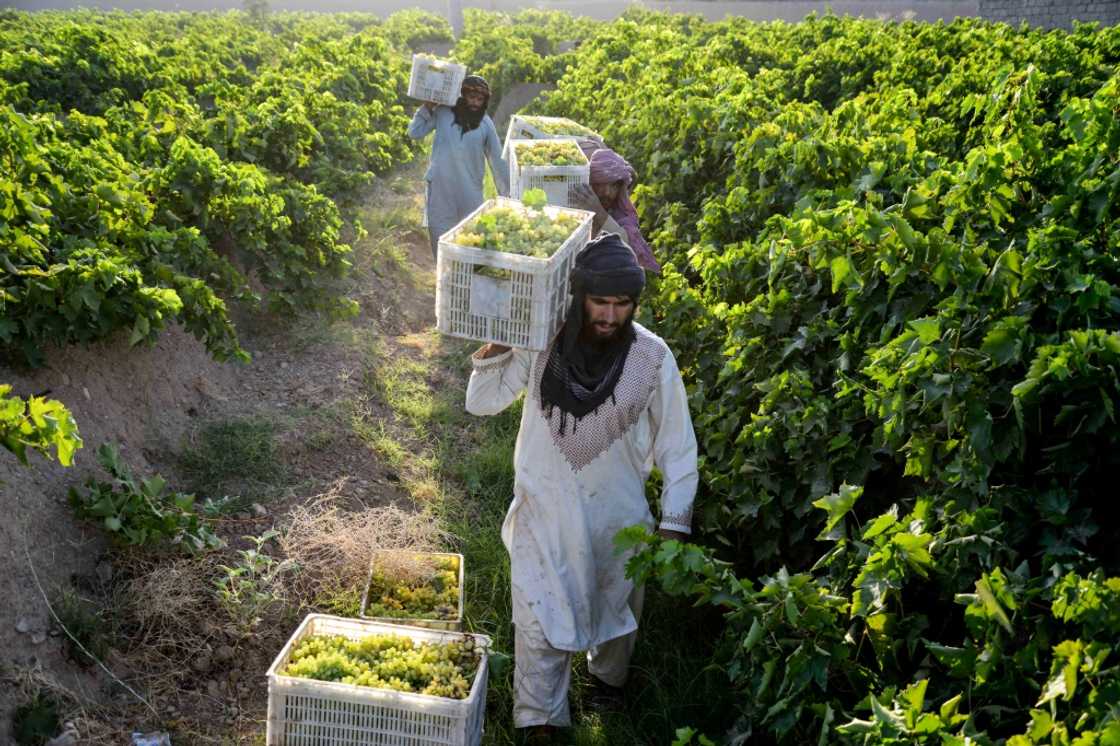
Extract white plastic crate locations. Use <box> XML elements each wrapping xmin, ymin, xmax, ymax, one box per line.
<box><xmin>408</xmin><ymin>54</ymin><xmax>466</xmax><ymax>106</ymax></box>
<box><xmin>436</xmin><ymin>198</ymin><xmax>593</xmax><ymax>351</ymax></box>
<box><xmin>508</xmin><ymin>139</ymin><xmax>590</xmax><ymax>208</ymax></box>
<box><xmin>501</xmin><ymin>114</ymin><xmax>603</xmax><ymax>159</ymax></box>
<box><xmin>360</xmin><ymin>551</ymin><xmax>465</xmax><ymax>631</ymax></box>
<box><xmin>266</xmin><ymin>614</ymin><xmax>491</xmax><ymax>746</ymax></box>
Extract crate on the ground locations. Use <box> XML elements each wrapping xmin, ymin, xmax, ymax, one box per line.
<box><xmin>266</xmin><ymin>614</ymin><xmax>491</xmax><ymax>746</ymax></box>
<box><xmin>436</xmin><ymin>197</ymin><xmax>593</xmax><ymax>351</ymax></box>
<box><xmin>360</xmin><ymin>551</ymin><xmax>465</xmax><ymax>631</ymax></box>
<box><xmin>501</xmin><ymin>114</ymin><xmax>603</xmax><ymax>159</ymax></box>
<box><xmin>508</xmin><ymin>139</ymin><xmax>590</xmax><ymax>208</ymax></box>
<box><xmin>408</xmin><ymin>54</ymin><xmax>466</xmax><ymax>106</ymax></box>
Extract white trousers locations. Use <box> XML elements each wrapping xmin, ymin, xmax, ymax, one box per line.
<box><xmin>512</xmin><ymin>585</ymin><xmax>645</xmax><ymax>728</ymax></box>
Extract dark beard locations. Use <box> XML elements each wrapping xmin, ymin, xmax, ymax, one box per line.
<box><xmin>539</xmin><ymin>311</ymin><xmax>637</xmax><ymax>435</ymax></box>
<box><xmin>579</xmin><ymin>320</ymin><xmax>626</xmax><ymax>348</ymax></box>
<box><xmin>452</xmin><ymin>98</ymin><xmax>485</xmax><ymax>135</ymax></box>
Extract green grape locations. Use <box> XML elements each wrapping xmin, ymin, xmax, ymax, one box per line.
<box><xmin>364</xmin><ymin>554</ymin><xmax>462</xmax><ymax>621</ymax></box>
<box><xmin>454</xmin><ymin>204</ymin><xmax>584</xmax><ymax>258</ymax></box>
<box><xmin>283</xmin><ymin>632</ymin><xmax>483</xmax><ymax>699</ymax></box>
<box><xmin>514</xmin><ymin>141</ymin><xmax>585</xmax><ymax>167</ymax></box>
<box><xmin>521</xmin><ymin>116</ymin><xmax>600</xmax><ymax>138</ymax></box>
<box><xmin>414</xmin><ymin>54</ymin><xmax>456</xmax><ymax>74</ymax></box>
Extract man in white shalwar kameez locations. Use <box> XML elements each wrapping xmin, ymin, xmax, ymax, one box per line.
<box><xmin>465</xmin><ymin>234</ymin><xmax>698</xmax><ymax>741</ymax></box>
<box><xmin>407</xmin><ymin>75</ymin><xmax>509</xmax><ymax>258</ymax></box>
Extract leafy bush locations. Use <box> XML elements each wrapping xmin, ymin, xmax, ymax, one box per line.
<box><xmin>214</xmin><ymin>529</ymin><xmax>297</xmax><ymax>631</ymax></box>
<box><xmin>552</xmin><ymin>13</ymin><xmax>1120</xmax><ymax>744</ymax></box>
<box><xmin>381</xmin><ymin>9</ymin><xmax>453</xmax><ymax>51</ymax></box>
<box><xmin>69</xmin><ymin>443</ymin><xmax>223</xmax><ymax>553</ymax></box>
<box><xmin>0</xmin><ymin>385</ymin><xmax>82</xmax><ymax>466</ymax></box>
<box><xmin>0</xmin><ymin>11</ymin><xmax>414</xmax><ymax>365</ymax></box>
<box><xmin>452</xmin><ymin>9</ymin><xmax>599</xmax><ymax>106</ymax></box>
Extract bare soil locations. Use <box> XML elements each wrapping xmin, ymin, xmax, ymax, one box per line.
<box><xmin>0</xmin><ymin>162</ymin><xmax>438</xmax><ymax>742</ymax></box>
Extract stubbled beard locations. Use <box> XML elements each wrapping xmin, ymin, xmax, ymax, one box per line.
<box><xmin>580</xmin><ymin>317</ymin><xmax>630</xmax><ymax>347</ymax></box>
<box><xmin>452</xmin><ymin>99</ymin><xmax>485</xmax><ymax>132</ymax></box>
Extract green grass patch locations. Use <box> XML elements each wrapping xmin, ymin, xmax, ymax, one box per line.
<box><xmin>347</xmin><ymin>156</ymin><xmax>429</xmax><ymax>295</ymax></box>
<box><xmin>377</xmin><ymin>356</ymin><xmax>435</xmax><ymax>433</ymax></box>
<box><xmin>180</xmin><ymin>418</ymin><xmax>285</xmax><ymax>511</ymax></box>
<box><xmin>354</xmin><ymin>203</ymin><xmax>418</xmax><ymax>280</ymax></box>
<box><xmin>351</xmin><ymin>407</ymin><xmax>410</xmax><ymax>469</ymax></box>
<box><xmin>53</xmin><ymin>587</ymin><xmax>112</xmax><ymax>665</ymax></box>
<box><xmin>12</xmin><ymin>691</ymin><xmax>61</xmax><ymax>746</ymax></box>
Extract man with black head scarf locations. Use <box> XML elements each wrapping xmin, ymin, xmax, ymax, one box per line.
<box><xmin>465</xmin><ymin>233</ymin><xmax>698</xmax><ymax>741</ymax></box>
<box><xmin>408</xmin><ymin>75</ymin><xmax>509</xmax><ymax>258</ymax></box>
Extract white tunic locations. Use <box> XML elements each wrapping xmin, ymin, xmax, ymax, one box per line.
<box><xmin>407</xmin><ymin>106</ymin><xmax>509</xmax><ymax>240</ymax></box>
<box><xmin>465</xmin><ymin>323</ymin><xmax>698</xmax><ymax>651</ymax></box>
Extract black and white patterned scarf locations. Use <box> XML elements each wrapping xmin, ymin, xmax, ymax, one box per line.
<box><xmin>540</xmin><ymin>233</ymin><xmax>646</xmax><ymax>435</ymax></box>
<box><xmin>452</xmin><ymin>75</ymin><xmax>490</xmax><ymax>136</ymax></box>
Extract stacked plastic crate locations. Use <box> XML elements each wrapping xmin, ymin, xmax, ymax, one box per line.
<box><xmin>266</xmin><ymin>615</ymin><xmax>490</xmax><ymax>746</ymax></box>
<box><xmin>436</xmin><ymin>197</ymin><xmax>594</xmax><ymax>352</ymax></box>
<box><xmin>407</xmin><ymin>54</ymin><xmax>466</xmax><ymax>106</ymax></box>
<box><xmin>500</xmin><ymin>114</ymin><xmax>603</xmax><ymax>160</ymax></box>
<box><xmin>508</xmin><ymin>139</ymin><xmax>590</xmax><ymax>209</ymax></box>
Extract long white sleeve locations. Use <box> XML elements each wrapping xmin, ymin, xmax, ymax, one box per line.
<box><xmin>648</xmin><ymin>351</ymin><xmax>699</xmax><ymax>533</ymax></box>
<box><xmin>485</xmin><ymin>119</ymin><xmax>510</xmax><ymax>197</ymax></box>
<box><xmin>465</xmin><ymin>347</ymin><xmax>533</xmax><ymax>416</ymax></box>
<box><xmin>407</xmin><ymin>106</ymin><xmax>437</xmax><ymax>139</ymax></box>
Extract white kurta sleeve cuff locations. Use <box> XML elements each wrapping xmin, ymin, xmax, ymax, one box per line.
<box><xmin>658</xmin><ymin>513</ymin><xmax>693</xmax><ymax>535</ymax></box>
<box><xmin>471</xmin><ymin>347</ymin><xmax>514</xmax><ymax>373</ymax></box>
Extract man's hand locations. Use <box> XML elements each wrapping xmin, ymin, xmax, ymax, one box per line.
<box><xmin>657</xmin><ymin>528</ymin><xmax>689</xmax><ymax>543</ymax></box>
<box><xmin>422</xmin><ymin>101</ymin><xmax>437</xmax><ymax>112</ymax></box>
<box><xmin>570</xmin><ymin>184</ymin><xmax>609</xmax><ymax>232</ymax></box>
<box><xmin>476</xmin><ymin>342</ymin><xmax>511</xmax><ymax>359</ymax></box>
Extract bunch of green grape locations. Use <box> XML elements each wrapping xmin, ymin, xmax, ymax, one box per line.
<box><xmin>283</xmin><ymin>632</ymin><xmax>481</xmax><ymax>699</ymax></box>
<box><xmin>454</xmin><ymin>201</ymin><xmax>584</xmax><ymax>258</ymax></box>
<box><xmin>415</xmin><ymin>54</ymin><xmax>454</xmax><ymax>73</ymax></box>
<box><xmin>521</xmin><ymin>116</ymin><xmax>600</xmax><ymax>138</ymax></box>
<box><xmin>366</xmin><ymin>555</ymin><xmax>460</xmax><ymax>621</ymax></box>
<box><xmin>515</xmin><ymin>141</ymin><xmax>585</xmax><ymax>167</ymax></box>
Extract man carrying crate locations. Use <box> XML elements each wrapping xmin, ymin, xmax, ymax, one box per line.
<box><xmin>408</xmin><ymin>75</ymin><xmax>510</xmax><ymax>259</ymax></box>
<box><xmin>569</xmin><ymin>144</ymin><xmax>661</xmax><ymax>274</ymax></box>
<box><xmin>464</xmin><ymin>234</ymin><xmax>698</xmax><ymax>742</ymax></box>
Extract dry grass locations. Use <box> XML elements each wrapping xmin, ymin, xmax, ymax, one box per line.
<box><xmin>112</xmin><ymin>553</ymin><xmax>235</xmax><ymax>716</ymax></box>
<box><xmin>0</xmin><ymin>660</ymin><xmax>145</xmax><ymax>746</ymax></box>
<box><xmin>3</xmin><ymin>661</ymin><xmax>85</xmax><ymax>722</ymax></box>
<box><xmin>368</xmin><ymin>548</ymin><xmax>449</xmax><ymax>586</ymax></box>
<box><xmin>278</xmin><ymin>478</ymin><xmax>453</xmax><ymax>606</ymax></box>
<box><xmin>84</xmin><ymin>457</ymin><xmax>457</xmax><ymax>742</ymax></box>
<box><xmin>125</xmin><ymin>555</ymin><xmax>223</xmax><ymax>645</ymax></box>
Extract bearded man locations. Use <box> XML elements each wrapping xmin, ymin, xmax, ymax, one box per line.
<box><xmin>408</xmin><ymin>75</ymin><xmax>509</xmax><ymax>258</ymax></box>
<box><xmin>465</xmin><ymin>233</ymin><xmax>698</xmax><ymax>742</ymax></box>
<box><xmin>570</xmin><ymin>144</ymin><xmax>661</xmax><ymax>273</ymax></box>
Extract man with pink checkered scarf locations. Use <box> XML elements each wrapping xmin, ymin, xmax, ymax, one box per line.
<box><xmin>569</xmin><ymin>144</ymin><xmax>662</xmax><ymax>274</ymax></box>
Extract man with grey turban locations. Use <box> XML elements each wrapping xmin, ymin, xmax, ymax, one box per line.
<box><xmin>408</xmin><ymin>75</ymin><xmax>509</xmax><ymax>258</ymax></box>
<box><xmin>465</xmin><ymin>233</ymin><xmax>698</xmax><ymax>742</ymax></box>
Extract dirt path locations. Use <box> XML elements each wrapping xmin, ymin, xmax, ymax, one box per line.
<box><xmin>148</xmin><ymin>161</ymin><xmax>452</xmax><ymax>743</ymax></box>
<box><xmin>0</xmin><ymin>158</ymin><xmax>455</xmax><ymax>742</ymax></box>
